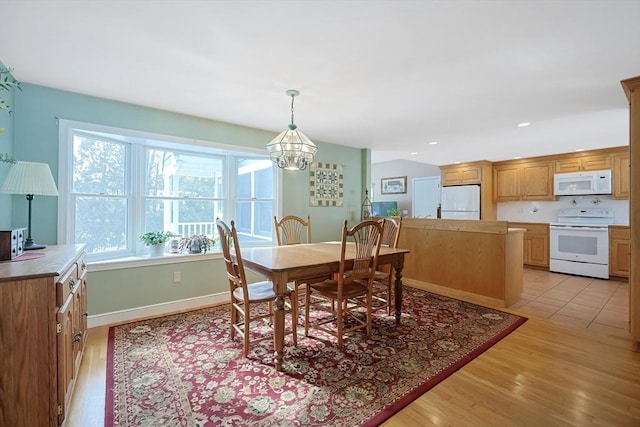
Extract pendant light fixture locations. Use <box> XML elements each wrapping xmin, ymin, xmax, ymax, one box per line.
<box><xmin>266</xmin><ymin>89</ymin><xmax>317</xmax><ymax>171</ymax></box>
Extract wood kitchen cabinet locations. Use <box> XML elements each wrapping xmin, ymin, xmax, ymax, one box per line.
<box><xmin>609</xmin><ymin>225</ymin><xmax>630</xmax><ymax>278</ymax></box>
<box><xmin>612</xmin><ymin>151</ymin><xmax>630</xmax><ymax>200</ymax></box>
<box><xmin>441</xmin><ymin>162</ymin><xmax>484</xmax><ymax>185</ymax></box>
<box><xmin>493</xmin><ymin>146</ymin><xmax>628</xmax><ymax>202</ymax></box>
<box><xmin>554</xmin><ymin>153</ymin><xmax>612</xmax><ymax>173</ymax></box>
<box><xmin>493</xmin><ymin>161</ymin><xmax>555</xmax><ymax>202</ymax></box>
<box><xmin>440</xmin><ymin>160</ymin><xmax>496</xmax><ymax>219</ymax></box>
<box><xmin>508</xmin><ymin>222</ymin><xmax>549</xmax><ymax>268</ymax></box>
<box><xmin>0</xmin><ymin>245</ymin><xmax>87</xmax><ymax>427</ymax></box>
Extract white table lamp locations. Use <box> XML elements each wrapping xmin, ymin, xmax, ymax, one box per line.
<box><xmin>1</xmin><ymin>161</ymin><xmax>59</xmax><ymax>250</ymax></box>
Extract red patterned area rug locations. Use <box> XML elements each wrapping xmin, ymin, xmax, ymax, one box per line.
<box><xmin>105</xmin><ymin>287</ymin><xmax>527</xmax><ymax>426</ymax></box>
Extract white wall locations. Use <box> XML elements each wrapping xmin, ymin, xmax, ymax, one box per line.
<box><xmin>372</xmin><ymin>159</ymin><xmax>441</xmax><ymax>216</ymax></box>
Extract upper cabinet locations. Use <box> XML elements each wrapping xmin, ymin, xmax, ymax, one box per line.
<box><xmin>441</xmin><ymin>163</ymin><xmax>483</xmax><ymax>185</ymax></box>
<box><xmin>554</xmin><ymin>153</ymin><xmax>611</xmax><ymax>173</ymax></box>
<box><xmin>493</xmin><ymin>160</ymin><xmax>555</xmax><ymax>202</ymax></box>
<box><xmin>612</xmin><ymin>151</ymin><xmax>630</xmax><ymax>200</ymax></box>
<box><xmin>440</xmin><ymin>161</ymin><xmax>496</xmax><ymax>220</ymax></box>
<box><xmin>492</xmin><ymin>146</ymin><xmax>629</xmax><ymax>202</ymax></box>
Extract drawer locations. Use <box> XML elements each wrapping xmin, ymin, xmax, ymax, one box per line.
<box><xmin>609</xmin><ymin>226</ymin><xmax>630</xmax><ymax>240</ymax></box>
<box><xmin>56</xmin><ymin>264</ymin><xmax>79</xmax><ymax>307</ymax></box>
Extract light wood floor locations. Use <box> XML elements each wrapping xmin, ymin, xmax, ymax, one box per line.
<box><xmin>67</xmin><ymin>271</ymin><xmax>640</xmax><ymax>427</ymax></box>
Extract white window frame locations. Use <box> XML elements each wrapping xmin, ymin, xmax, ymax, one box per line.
<box><xmin>58</xmin><ymin>119</ymin><xmax>281</xmax><ymax>262</ymax></box>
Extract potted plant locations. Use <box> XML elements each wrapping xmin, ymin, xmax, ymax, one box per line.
<box><xmin>139</xmin><ymin>231</ymin><xmax>178</xmax><ymax>256</ymax></box>
<box><xmin>178</xmin><ymin>234</ymin><xmax>216</xmax><ymax>254</ymax></box>
<box><xmin>387</xmin><ymin>207</ymin><xmax>401</xmax><ymax>217</ymax></box>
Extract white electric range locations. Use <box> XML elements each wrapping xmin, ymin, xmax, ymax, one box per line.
<box><xmin>549</xmin><ymin>207</ymin><xmax>615</xmax><ymax>279</ymax></box>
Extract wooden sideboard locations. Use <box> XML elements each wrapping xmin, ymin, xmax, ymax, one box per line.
<box><xmin>0</xmin><ymin>245</ymin><xmax>87</xmax><ymax>426</ymax></box>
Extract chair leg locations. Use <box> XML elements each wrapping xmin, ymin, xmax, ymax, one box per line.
<box><xmin>290</xmin><ymin>290</ymin><xmax>298</xmax><ymax>346</ymax></box>
<box><xmin>336</xmin><ymin>298</ymin><xmax>344</xmax><ymax>348</ymax></box>
<box><xmin>304</xmin><ymin>286</ymin><xmax>312</xmax><ymax>337</ymax></box>
<box><xmin>387</xmin><ymin>277</ymin><xmax>393</xmax><ymax>315</ymax></box>
<box><xmin>230</xmin><ymin>302</ymin><xmax>237</xmax><ymax>339</ymax></box>
<box><xmin>366</xmin><ymin>292</ymin><xmax>372</xmax><ymax>338</ymax></box>
<box><xmin>243</xmin><ymin>303</ymin><xmax>251</xmax><ymax>357</ymax></box>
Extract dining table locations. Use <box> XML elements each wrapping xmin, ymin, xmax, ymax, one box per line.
<box><xmin>241</xmin><ymin>241</ymin><xmax>410</xmax><ymax>371</ymax></box>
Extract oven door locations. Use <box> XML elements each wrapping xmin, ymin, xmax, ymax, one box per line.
<box><xmin>549</xmin><ymin>225</ymin><xmax>609</xmax><ymax>265</ymax></box>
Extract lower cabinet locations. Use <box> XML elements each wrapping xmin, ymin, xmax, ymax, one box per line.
<box><xmin>508</xmin><ymin>222</ymin><xmax>549</xmax><ymax>268</ymax></box>
<box><xmin>0</xmin><ymin>245</ymin><xmax>87</xmax><ymax>427</ymax></box>
<box><xmin>609</xmin><ymin>226</ymin><xmax>630</xmax><ymax>278</ymax></box>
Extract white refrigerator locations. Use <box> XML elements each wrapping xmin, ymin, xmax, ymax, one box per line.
<box><xmin>440</xmin><ymin>185</ymin><xmax>480</xmax><ymax>220</ymax></box>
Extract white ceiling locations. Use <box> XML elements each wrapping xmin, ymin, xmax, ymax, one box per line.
<box><xmin>1</xmin><ymin>1</ymin><xmax>639</xmax><ymax>166</ymax></box>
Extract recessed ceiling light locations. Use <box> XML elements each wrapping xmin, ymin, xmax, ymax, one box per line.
<box><xmin>517</xmin><ymin>122</ymin><xmax>530</xmax><ymax>127</ymax></box>
<box><xmin>429</xmin><ymin>141</ymin><xmax>438</xmax><ymax>145</ymax></box>
<box><xmin>410</xmin><ymin>152</ymin><xmax>418</xmax><ymax>155</ymax></box>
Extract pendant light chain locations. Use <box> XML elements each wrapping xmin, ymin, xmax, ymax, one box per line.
<box><xmin>290</xmin><ymin>93</ymin><xmax>295</xmax><ymax>126</ymax></box>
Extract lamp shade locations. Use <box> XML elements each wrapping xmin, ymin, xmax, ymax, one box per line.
<box><xmin>266</xmin><ymin>126</ymin><xmax>318</xmax><ymax>170</ymax></box>
<box><xmin>0</xmin><ymin>161</ymin><xmax>59</xmax><ymax>196</ymax></box>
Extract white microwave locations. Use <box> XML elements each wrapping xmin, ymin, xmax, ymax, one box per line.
<box><xmin>553</xmin><ymin>170</ymin><xmax>612</xmax><ymax>196</ymax></box>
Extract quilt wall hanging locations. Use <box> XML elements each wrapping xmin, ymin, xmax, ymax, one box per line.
<box><xmin>309</xmin><ymin>162</ymin><xmax>343</xmax><ymax>207</ymax></box>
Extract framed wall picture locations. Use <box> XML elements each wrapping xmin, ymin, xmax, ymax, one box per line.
<box><xmin>381</xmin><ymin>176</ymin><xmax>407</xmax><ymax>194</ymax></box>
<box><xmin>309</xmin><ymin>162</ymin><xmax>344</xmax><ymax>206</ymax></box>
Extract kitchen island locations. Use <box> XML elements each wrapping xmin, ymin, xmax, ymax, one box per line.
<box><xmin>398</xmin><ymin>218</ymin><xmax>524</xmax><ymax>307</ymax></box>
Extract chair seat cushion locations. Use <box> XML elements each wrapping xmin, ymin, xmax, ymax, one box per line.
<box><xmin>374</xmin><ymin>270</ymin><xmax>389</xmax><ymax>280</ymax></box>
<box><xmin>234</xmin><ymin>281</ymin><xmax>278</xmax><ymax>302</ymax></box>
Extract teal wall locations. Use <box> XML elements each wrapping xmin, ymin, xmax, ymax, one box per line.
<box><xmin>0</xmin><ymin>61</ymin><xmax>16</xmax><ymax>229</ymax></box>
<box><xmin>8</xmin><ymin>82</ymin><xmax>370</xmax><ymax>316</ymax></box>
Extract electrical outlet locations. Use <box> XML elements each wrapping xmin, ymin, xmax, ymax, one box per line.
<box><xmin>173</xmin><ymin>272</ymin><xmax>182</xmax><ymax>283</ymax></box>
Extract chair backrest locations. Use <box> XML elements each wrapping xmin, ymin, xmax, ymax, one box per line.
<box><xmin>274</xmin><ymin>215</ymin><xmax>311</xmax><ymax>245</ymax></box>
<box><xmin>216</xmin><ymin>218</ymin><xmax>250</xmax><ymax>300</ymax></box>
<box><xmin>378</xmin><ymin>216</ymin><xmax>402</xmax><ymax>248</ymax></box>
<box><xmin>337</xmin><ymin>219</ymin><xmax>383</xmax><ymax>290</ymax></box>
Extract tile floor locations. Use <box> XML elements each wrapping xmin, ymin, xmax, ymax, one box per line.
<box><xmin>509</xmin><ymin>268</ymin><xmax>631</xmax><ymax>338</ymax></box>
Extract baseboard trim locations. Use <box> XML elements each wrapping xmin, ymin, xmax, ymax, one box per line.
<box><xmin>87</xmin><ymin>293</ymin><xmax>229</xmax><ymax>328</ymax></box>
<box><xmin>403</xmin><ymin>278</ymin><xmax>505</xmax><ymax>308</ymax></box>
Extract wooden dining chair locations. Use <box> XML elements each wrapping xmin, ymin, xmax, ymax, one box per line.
<box><xmin>372</xmin><ymin>216</ymin><xmax>402</xmax><ymax>315</ymax></box>
<box><xmin>304</xmin><ymin>219</ymin><xmax>383</xmax><ymax>348</ymax></box>
<box><xmin>274</xmin><ymin>215</ymin><xmax>311</xmax><ymax>245</ymax></box>
<box><xmin>273</xmin><ymin>215</ymin><xmax>326</xmax><ymax>319</ymax></box>
<box><xmin>216</xmin><ymin>218</ymin><xmax>298</xmax><ymax>357</ymax></box>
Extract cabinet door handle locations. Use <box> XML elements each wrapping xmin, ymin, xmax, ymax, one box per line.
<box><xmin>68</xmin><ymin>278</ymin><xmax>75</xmax><ymax>290</ymax></box>
<box><xmin>73</xmin><ymin>332</ymin><xmax>83</xmax><ymax>344</ymax></box>
<box><xmin>82</xmin><ymin>262</ymin><xmax>87</xmax><ymax>271</ymax></box>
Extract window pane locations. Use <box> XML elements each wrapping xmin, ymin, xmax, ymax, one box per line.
<box><xmin>255</xmin><ymin>166</ymin><xmax>273</xmax><ymax>199</ymax></box>
<box><xmin>237</xmin><ymin>173</ymin><xmax>251</xmax><ymax>199</ymax></box>
<box><xmin>145</xmin><ymin>150</ymin><xmax>223</xmax><ymax>198</ymax></box>
<box><xmin>145</xmin><ymin>199</ymin><xmax>220</xmax><ymax>237</ymax></box>
<box><xmin>73</xmin><ymin>134</ymin><xmax>126</xmax><ymax>195</ymax></box>
<box><xmin>75</xmin><ymin>196</ymin><xmax>127</xmax><ymax>254</ymax></box>
<box><xmin>255</xmin><ymin>201</ymin><xmax>272</xmax><ymax>237</ymax></box>
<box><xmin>236</xmin><ymin>201</ymin><xmax>251</xmax><ymax>234</ymax></box>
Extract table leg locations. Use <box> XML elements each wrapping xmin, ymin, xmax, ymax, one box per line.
<box><xmin>272</xmin><ymin>273</ymin><xmax>286</xmax><ymax>371</ymax></box>
<box><xmin>393</xmin><ymin>257</ymin><xmax>404</xmax><ymax>324</ymax></box>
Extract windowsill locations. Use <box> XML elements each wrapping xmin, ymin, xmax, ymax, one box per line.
<box><xmin>88</xmin><ymin>251</ymin><xmax>223</xmax><ymax>272</ymax></box>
